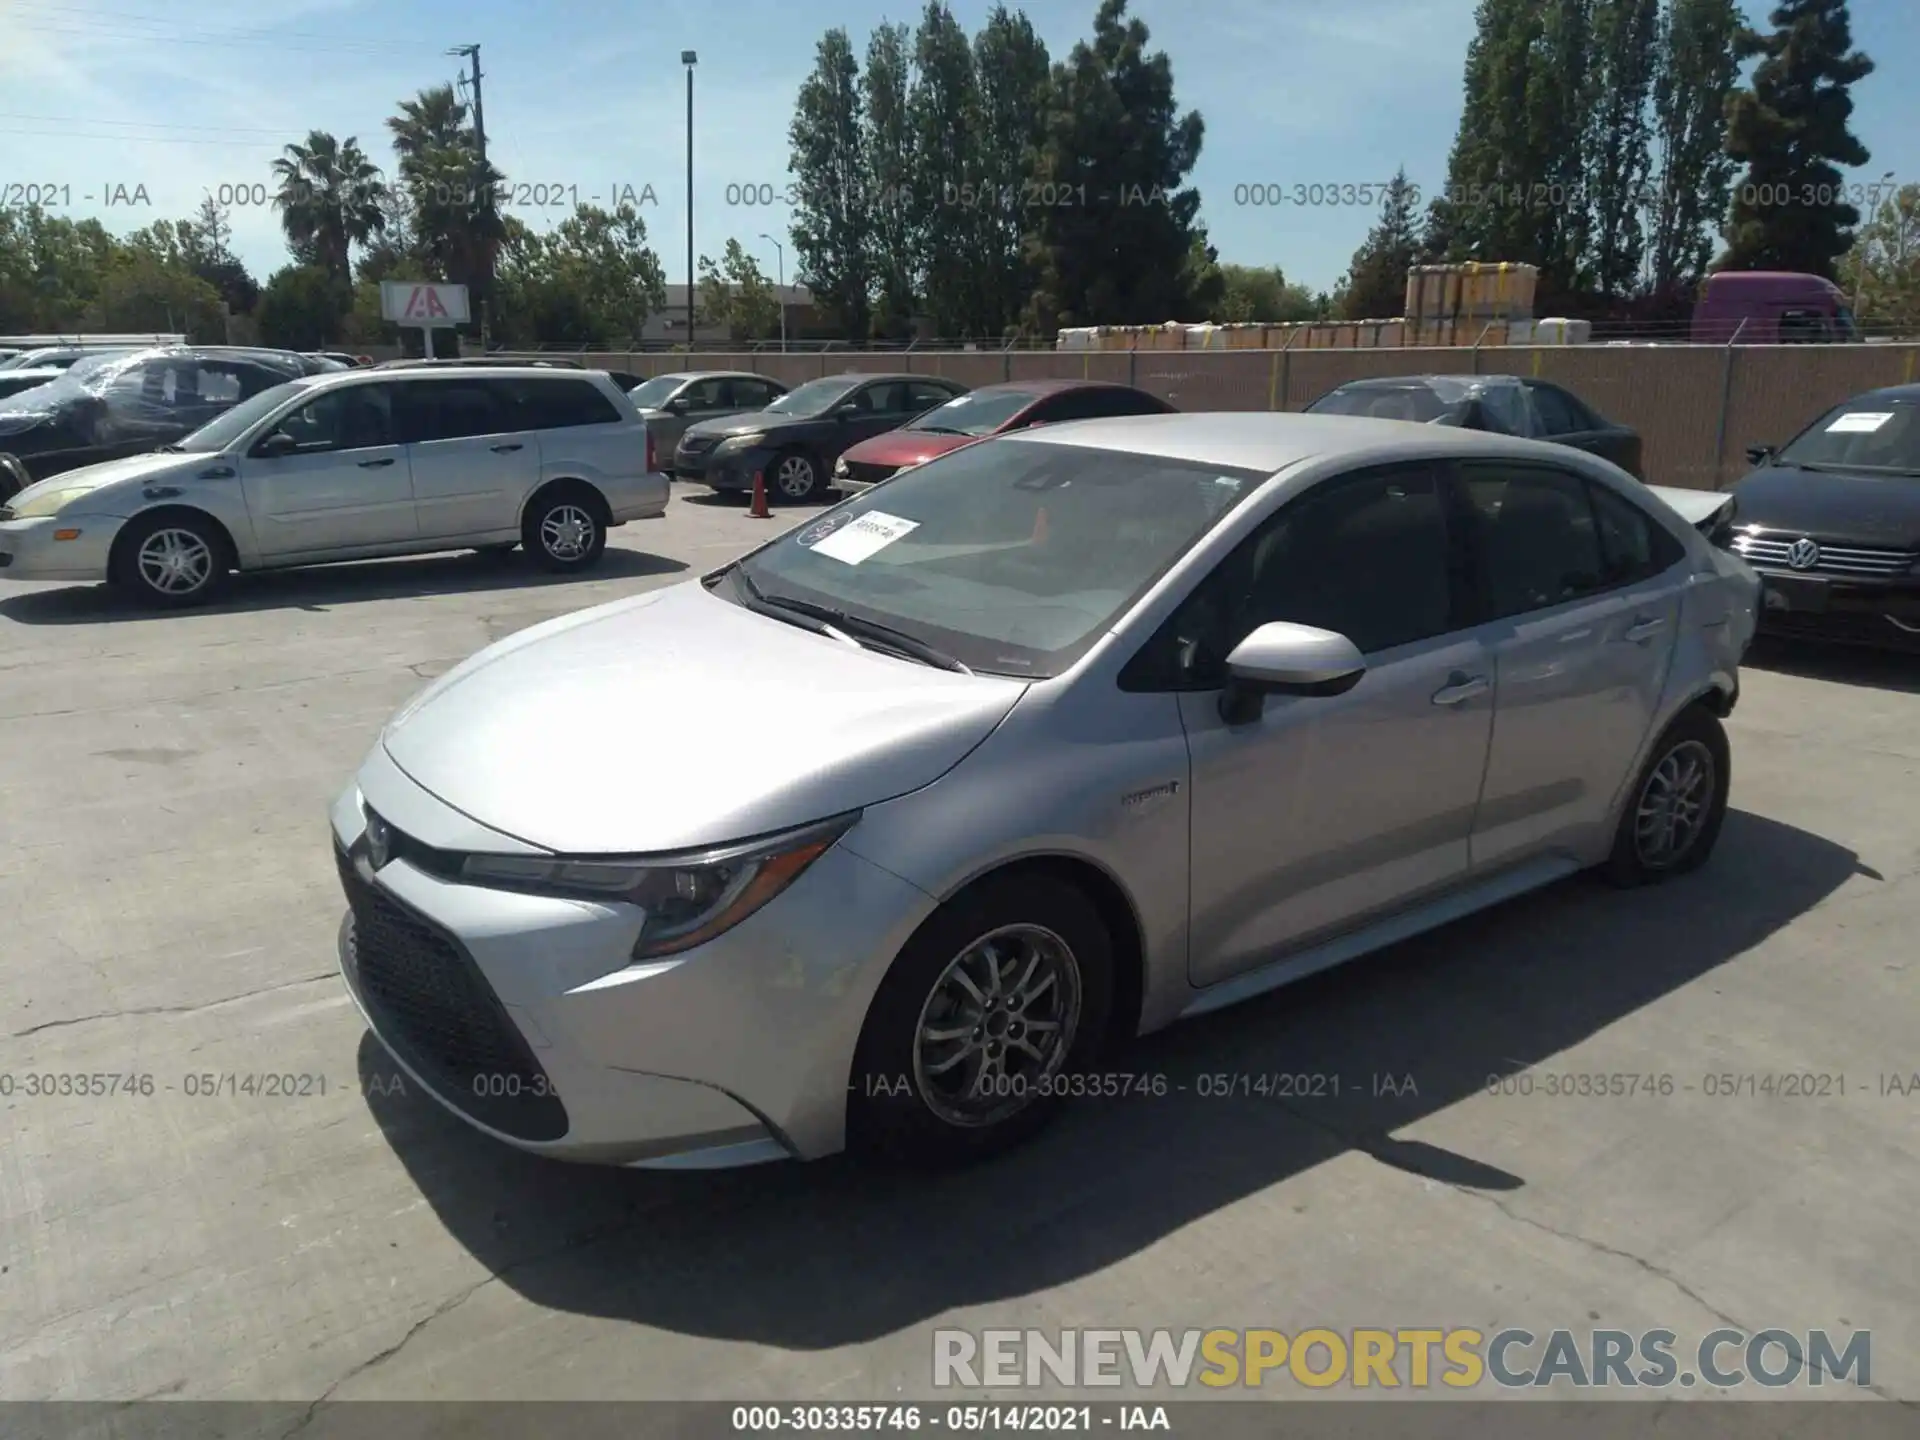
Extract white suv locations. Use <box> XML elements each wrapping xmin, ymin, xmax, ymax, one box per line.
<box><xmin>0</xmin><ymin>367</ymin><xmax>668</xmax><ymax>606</ymax></box>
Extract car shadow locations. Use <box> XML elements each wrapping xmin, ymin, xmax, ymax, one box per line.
<box><xmin>0</xmin><ymin>547</ymin><xmax>688</xmax><ymax>624</ymax></box>
<box><xmin>672</xmin><ymin>482</ymin><xmax>841</xmax><ymax>510</ymax></box>
<box><xmin>1743</xmin><ymin>634</ymin><xmax>1920</xmax><ymax>694</ymax></box>
<box><xmin>358</xmin><ymin>809</ymin><xmax>1864</xmax><ymax>1350</ymax></box>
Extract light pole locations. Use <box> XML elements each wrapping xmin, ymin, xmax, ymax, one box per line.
<box><xmin>682</xmin><ymin>51</ymin><xmax>697</xmax><ymax>349</ymax></box>
<box><xmin>760</xmin><ymin>232</ymin><xmax>786</xmax><ymax>352</ymax></box>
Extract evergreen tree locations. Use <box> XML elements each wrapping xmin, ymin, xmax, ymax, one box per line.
<box><xmin>788</xmin><ymin>29</ymin><xmax>873</xmax><ymax>340</ymax></box>
<box><xmin>1340</xmin><ymin>169</ymin><xmax>1422</xmax><ymax>319</ymax></box>
<box><xmin>1644</xmin><ymin>0</ymin><xmax>1743</xmax><ymax>294</ymax></box>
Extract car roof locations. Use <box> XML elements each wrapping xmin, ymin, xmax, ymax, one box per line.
<box><xmin>652</xmin><ymin>370</ymin><xmax>782</xmax><ymax>381</ymax></box>
<box><xmin>301</xmin><ymin>365</ymin><xmax>611</xmax><ymax>387</ymax></box>
<box><xmin>811</xmin><ymin>371</ymin><xmax>944</xmax><ymax>385</ymax></box>
<box><xmin>964</xmin><ymin>378</ymin><xmax>1135</xmax><ymax>397</ymax></box>
<box><xmin>1852</xmin><ymin>383</ymin><xmax>1920</xmax><ymax>402</ymax></box>
<box><xmin>1332</xmin><ymin>373</ymin><xmax>1526</xmax><ymax>389</ymax></box>
<box><xmin>1004</xmin><ymin>410</ymin><xmax>1584</xmax><ymax>473</ymax></box>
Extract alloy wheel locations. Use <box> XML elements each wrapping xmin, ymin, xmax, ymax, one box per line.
<box><xmin>911</xmin><ymin>923</ymin><xmax>1082</xmax><ymax>1128</ymax></box>
<box><xmin>774</xmin><ymin>455</ymin><xmax>817</xmax><ymax>499</ymax></box>
<box><xmin>1633</xmin><ymin>739</ymin><xmax>1715</xmax><ymax>870</ymax></box>
<box><xmin>136</xmin><ymin>527</ymin><xmax>215</xmax><ymax>596</ymax></box>
<box><xmin>539</xmin><ymin>504</ymin><xmax>596</xmax><ymax>561</ymax></box>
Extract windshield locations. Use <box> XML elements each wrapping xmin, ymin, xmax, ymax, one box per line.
<box><xmin>908</xmin><ymin>389</ymin><xmax>1039</xmax><ymax>436</ymax></box>
<box><xmin>627</xmin><ymin>375</ymin><xmax>686</xmax><ymax>409</ymax></box>
<box><xmin>732</xmin><ymin>436</ymin><xmax>1263</xmax><ymax>676</ymax></box>
<box><xmin>1774</xmin><ymin>397</ymin><xmax>1920</xmax><ymax>474</ymax></box>
<box><xmin>1307</xmin><ymin>384</ymin><xmax>1450</xmax><ymax>422</ymax></box>
<box><xmin>0</xmin><ymin>353</ymin><xmax>129</xmax><ymax>415</ymax></box>
<box><xmin>764</xmin><ymin>375</ymin><xmax>862</xmax><ymax>416</ymax></box>
<box><xmin>173</xmin><ymin>380</ymin><xmax>306</xmax><ymax>453</ymax></box>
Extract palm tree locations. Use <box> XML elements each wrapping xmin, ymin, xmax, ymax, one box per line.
<box><xmin>271</xmin><ymin>131</ymin><xmax>388</xmax><ymax>282</ymax></box>
<box><xmin>386</xmin><ymin>85</ymin><xmax>505</xmax><ymax>306</ymax></box>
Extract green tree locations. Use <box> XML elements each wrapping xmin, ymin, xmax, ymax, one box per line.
<box><xmin>1719</xmin><ymin>0</ymin><xmax>1875</xmax><ymax>278</ymax></box>
<box><xmin>1432</xmin><ymin>0</ymin><xmax>1544</xmax><ymax>264</ymax></box>
<box><xmin>181</xmin><ymin>197</ymin><xmax>260</xmax><ymax>315</ymax></box>
<box><xmin>1210</xmin><ymin>264</ymin><xmax>1320</xmax><ymax>323</ymax></box>
<box><xmin>0</xmin><ymin>207</ymin><xmax>117</xmax><ymax>330</ymax></box>
<box><xmin>1339</xmin><ymin>170</ymin><xmax>1422</xmax><ymax>319</ymax></box>
<box><xmin>270</xmin><ymin>131</ymin><xmax>388</xmax><ymax>283</ymax></box>
<box><xmin>968</xmin><ymin>5</ymin><xmax>1051</xmax><ymax>337</ymax></box>
<box><xmin>84</xmin><ymin>252</ymin><xmax>227</xmax><ymax>340</ymax></box>
<box><xmin>862</xmin><ymin>21</ymin><xmax>919</xmax><ymax>339</ymax></box>
<box><xmin>1023</xmin><ymin>0</ymin><xmax>1210</xmax><ymax>331</ymax></box>
<box><xmin>696</xmin><ymin>238</ymin><xmax>781</xmax><ymax>339</ymax></box>
<box><xmin>908</xmin><ymin>2</ymin><xmax>980</xmax><ymax>335</ymax></box>
<box><xmin>1586</xmin><ymin>0</ymin><xmax>1661</xmax><ymax>295</ymax></box>
<box><xmin>789</xmin><ymin>29</ymin><xmax>873</xmax><ymax>341</ymax></box>
<box><xmin>1838</xmin><ymin>184</ymin><xmax>1920</xmax><ymax>326</ymax></box>
<box><xmin>386</xmin><ymin>85</ymin><xmax>505</xmax><ymax>308</ymax></box>
<box><xmin>1644</xmin><ymin>0</ymin><xmax>1743</xmax><ymax>294</ymax></box>
<box><xmin>493</xmin><ymin>203</ymin><xmax>665</xmax><ymax>347</ymax></box>
<box><xmin>256</xmin><ymin>263</ymin><xmax>351</xmax><ymax>349</ymax></box>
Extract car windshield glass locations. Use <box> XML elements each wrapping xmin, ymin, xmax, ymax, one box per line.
<box><xmin>733</xmin><ymin>437</ymin><xmax>1264</xmax><ymax>677</ymax></box>
<box><xmin>1775</xmin><ymin>398</ymin><xmax>1920</xmax><ymax>473</ymax></box>
<box><xmin>1307</xmin><ymin>384</ymin><xmax>1449</xmax><ymax>422</ymax></box>
<box><xmin>763</xmin><ymin>375</ymin><xmax>862</xmax><ymax>416</ymax></box>
<box><xmin>908</xmin><ymin>389</ymin><xmax>1039</xmax><ymax>436</ymax></box>
<box><xmin>174</xmin><ymin>381</ymin><xmax>305</xmax><ymax>452</ymax></box>
<box><xmin>627</xmin><ymin>376</ymin><xmax>684</xmax><ymax>409</ymax></box>
<box><xmin>0</xmin><ymin>352</ymin><xmax>137</xmax><ymax>416</ymax></box>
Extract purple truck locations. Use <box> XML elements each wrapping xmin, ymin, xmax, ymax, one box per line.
<box><xmin>1691</xmin><ymin>271</ymin><xmax>1861</xmax><ymax>344</ymax></box>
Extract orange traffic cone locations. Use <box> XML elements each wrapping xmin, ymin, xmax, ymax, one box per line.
<box><xmin>748</xmin><ymin>470</ymin><xmax>771</xmax><ymax>519</ymax></box>
<box><xmin>1031</xmin><ymin>505</ymin><xmax>1049</xmax><ymax>543</ymax></box>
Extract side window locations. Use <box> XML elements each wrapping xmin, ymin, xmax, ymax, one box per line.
<box><xmin>192</xmin><ymin>366</ymin><xmax>245</xmax><ymax>406</ymax></box>
<box><xmin>1525</xmin><ymin>384</ymin><xmax>1586</xmax><ymax>435</ymax></box>
<box><xmin>1589</xmin><ymin>481</ymin><xmax>1685</xmax><ymax>585</ymax></box>
<box><xmin>269</xmin><ymin>385</ymin><xmax>394</xmax><ymax>453</ymax></box>
<box><xmin>735</xmin><ymin>379</ymin><xmax>781</xmax><ymax>408</ymax></box>
<box><xmin>682</xmin><ymin>377</ymin><xmax>731</xmax><ymax>409</ymax></box>
<box><xmin>1034</xmin><ymin>390</ymin><xmax>1096</xmax><ymax>423</ymax></box>
<box><xmin>860</xmin><ymin>381</ymin><xmax>908</xmax><ymax>414</ymax></box>
<box><xmin>1778</xmin><ymin>309</ymin><xmax>1828</xmax><ymax>343</ymax></box>
<box><xmin>906</xmin><ymin>381</ymin><xmax>956</xmax><ymax>412</ymax></box>
<box><xmin>1474</xmin><ymin>384</ymin><xmax>1534</xmax><ymax>436</ymax></box>
<box><xmin>396</xmin><ymin>381</ymin><xmax>509</xmax><ymax>444</ymax></box>
<box><xmin>511</xmin><ymin>376</ymin><xmax>622</xmax><ymax>429</ymax></box>
<box><xmin>1460</xmin><ymin>464</ymin><xmax>1607</xmax><ymax>618</ymax></box>
<box><xmin>1123</xmin><ymin>466</ymin><xmax>1459</xmax><ymax>690</ymax></box>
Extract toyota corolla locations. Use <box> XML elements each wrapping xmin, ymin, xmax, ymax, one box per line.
<box><xmin>330</xmin><ymin>413</ymin><xmax>1758</xmax><ymax>1169</ymax></box>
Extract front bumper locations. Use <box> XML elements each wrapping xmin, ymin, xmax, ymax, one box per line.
<box><xmin>0</xmin><ymin>513</ymin><xmax>120</xmax><ymax>581</ymax></box>
<box><xmin>674</xmin><ymin>444</ymin><xmax>773</xmax><ymax>490</ymax></box>
<box><xmin>328</xmin><ymin>752</ymin><xmax>935</xmax><ymax>1166</ymax></box>
<box><xmin>1750</xmin><ymin>567</ymin><xmax>1920</xmax><ymax>646</ymax></box>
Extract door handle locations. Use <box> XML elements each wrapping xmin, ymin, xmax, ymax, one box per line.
<box><xmin>1431</xmin><ymin>673</ymin><xmax>1490</xmax><ymax>706</ymax></box>
<box><xmin>1623</xmin><ymin>615</ymin><xmax>1667</xmax><ymax>643</ymax></box>
<box><xmin>491</xmin><ymin>442</ymin><xmax>524</xmax><ymax>453</ymax></box>
<box><xmin>357</xmin><ymin>457</ymin><xmax>395</xmax><ymax>468</ymax></box>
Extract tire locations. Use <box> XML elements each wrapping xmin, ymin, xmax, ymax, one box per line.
<box><xmin>111</xmin><ymin>511</ymin><xmax>231</xmax><ymax>608</ymax></box>
<box><xmin>521</xmin><ymin>485</ymin><xmax>607</xmax><ymax>572</ymax></box>
<box><xmin>769</xmin><ymin>449</ymin><xmax>821</xmax><ymax>503</ymax></box>
<box><xmin>1600</xmin><ymin>704</ymin><xmax>1730</xmax><ymax>887</ymax></box>
<box><xmin>0</xmin><ymin>453</ymin><xmax>27</xmax><ymax>503</ymax></box>
<box><xmin>848</xmin><ymin>872</ymin><xmax>1113</xmax><ymax>1167</ymax></box>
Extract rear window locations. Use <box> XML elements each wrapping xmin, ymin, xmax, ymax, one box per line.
<box><xmin>1307</xmin><ymin>385</ymin><xmax>1449</xmax><ymax>422</ymax></box>
<box><xmin>1775</xmin><ymin>398</ymin><xmax>1920</xmax><ymax>474</ymax></box>
<box><xmin>509</xmin><ymin>375</ymin><xmax>623</xmax><ymax>429</ymax></box>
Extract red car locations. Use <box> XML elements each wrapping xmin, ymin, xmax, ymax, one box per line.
<box><xmin>829</xmin><ymin>379</ymin><xmax>1177</xmax><ymax>491</ymax></box>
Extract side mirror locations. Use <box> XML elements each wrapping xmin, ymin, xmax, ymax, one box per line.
<box><xmin>1456</xmin><ymin>398</ymin><xmax>1494</xmax><ymax>432</ymax></box>
<box><xmin>1218</xmin><ymin>622</ymin><xmax>1367</xmax><ymax>725</ymax></box>
<box><xmin>832</xmin><ymin>402</ymin><xmax>861</xmax><ymax>420</ymax></box>
<box><xmin>665</xmin><ymin>396</ymin><xmax>690</xmax><ymax>415</ymax></box>
<box><xmin>1745</xmin><ymin>444</ymin><xmax>1775</xmax><ymax>466</ymax></box>
<box><xmin>256</xmin><ymin>431</ymin><xmax>298</xmax><ymax>458</ymax></box>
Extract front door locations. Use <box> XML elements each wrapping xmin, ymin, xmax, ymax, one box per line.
<box><xmin>397</xmin><ymin>377</ymin><xmax>539</xmax><ymax>541</ymax></box>
<box><xmin>239</xmin><ymin>382</ymin><xmax>415</xmax><ymax>558</ymax></box>
<box><xmin>1456</xmin><ymin>462</ymin><xmax>1685</xmax><ymax>869</ymax></box>
<box><xmin>1174</xmin><ymin>464</ymin><xmax>1496</xmax><ymax>987</ymax></box>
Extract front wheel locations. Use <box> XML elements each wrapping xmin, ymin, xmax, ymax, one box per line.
<box><xmin>1601</xmin><ymin>705</ymin><xmax>1730</xmax><ymax>887</ymax></box>
<box><xmin>769</xmin><ymin>450</ymin><xmax>821</xmax><ymax>503</ymax></box>
<box><xmin>848</xmin><ymin>873</ymin><xmax>1113</xmax><ymax>1167</ymax></box>
<box><xmin>521</xmin><ymin>487</ymin><xmax>607</xmax><ymax>572</ymax></box>
<box><xmin>112</xmin><ymin>512</ymin><xmax>230</xmax><ymax>608</ymax></box>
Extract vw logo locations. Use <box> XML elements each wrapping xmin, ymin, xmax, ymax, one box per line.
<box><xmin>365</xmin><ymin>812</ymin><xmax>393</xmax><ymax>870</ymax></box>
<box><xmin>1785</xmin><ymin>537</ymin><xmax>1821</xmax><ymax>571</ymax></box>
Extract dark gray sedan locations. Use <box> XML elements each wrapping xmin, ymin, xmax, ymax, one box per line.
<box><xmin>627</xmin><ymin>371</ymin><xmax>789</xmax><ymax>467</ymax></box>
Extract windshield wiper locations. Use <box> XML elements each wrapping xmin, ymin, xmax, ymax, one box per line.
<box><xmin>911</xmin><ymin>424</ymin><xmax>967</xmax><ymax>436</ymax></box>
<box><xmin>732</xmin><ymin>569</ymin><xmax>971</xmax><ymax>673</ymax></box>
<box><xmin>154</xmin><ymin>443</ymin><xmax>185</xmax><ymax>452</ymax></box>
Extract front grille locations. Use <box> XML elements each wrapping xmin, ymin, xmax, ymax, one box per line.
<box><xmin>335</xmin><ymin>845</ymin><xmax>568</xmax><ymax>1142</ymax></box>
<box><xmin>1733</xmin><ymin>533</ymin><xmax>1916</xmax><ymax>577</ymax></box>
<box><xmin>843</xmin><ymin>461</ymin><xmax>898</xmax><ymax>487</ymax></box>
<box><xmin>678</xmin><ymin>434</ymin><xmax>718</xmax><ymax>459</ymax></box>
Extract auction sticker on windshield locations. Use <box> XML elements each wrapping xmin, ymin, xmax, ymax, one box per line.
<box><xmin>810</xmin><ymin>511</ymin><xmax>920</xmax><ymax>565</ymax></box>
<box><xmin>1827</xmin><ymin>411</ymin><xmax>1893</xmax><ymax>432</ymax></box>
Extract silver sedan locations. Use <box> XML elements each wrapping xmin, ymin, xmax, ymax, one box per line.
<box><xmin>329</xmin><ymin>413</ymin><xmax>1760</xmax><ymax>1168</ymax></box>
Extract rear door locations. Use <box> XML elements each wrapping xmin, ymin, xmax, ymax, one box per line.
<box><xmin>397</xmin><ymin>377</ymin><xmax>538</xmax><ymax>541</ymax></box>
<box><xmin>515</xmin><ymin>374</ymin><xmax>663</xmax><ymax>510</ymax></box>
<box><xmin>1524</xmin><ymin>380</ymin><xmax>1641</xmax><ymax>476</ymax></box>
<box><xmin>1456</xmin><ymin>461</ymin><xmax>1687</xmax><ymax>871</ymax></box>
<box><xmin>238</xmin><ymin>381</ymin><xmax>416</xmax><ymax>558</ymax></box>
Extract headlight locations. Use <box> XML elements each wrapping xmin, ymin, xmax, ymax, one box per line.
<box><xmin>457</xmin><ymin>812</ymin><xmax>859</xmax><ymax>960</ymax></box>
<box><xmin>7</xmin><ymin>487</ymin><xmax>87</xmax><ymax>519</ymax></box>
<box><xmin>714</xmin><ymin>432</ymin><xmax>766</xmax><ymax>454</ymax></box>
<box><xmin>833</xmin><ymin>457</ymin><xmax>850</xmax><ymax>477</ymax></box>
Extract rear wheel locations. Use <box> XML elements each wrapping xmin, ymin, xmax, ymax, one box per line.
<box><xmin>1601</xmin><ymin>705</ymin><xmax>1730</xmax><ymax>886</ymax></box>
<box><xmin>848</xmin><ymin>872</ymin><xmax>1112</xmax><ymax>1167</ymax></box>
<box><xmin>770</xmin><ymin>450</ymin><xmax>821</xmax><ymax>503</ymax></box>
<box><xmin>521</xmin><ymin>486</ymin><xmax>607</xmax><ymax>572</ymax></box>
<box><xmin>112</xmin><ymin>512</ymin><xmax>231</xmax><ymax>608</ymax></box>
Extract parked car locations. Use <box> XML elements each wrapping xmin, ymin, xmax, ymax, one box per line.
<box><xmin>379</xmin><ymin>356</ymin><xmax>584</xmax><ymax>370</ymax></box>
<box><xmin>305</xmin><ymin>351</ymin><xmax>373</xmax><ymax>369</ymax></box>
<box><xmin>0</xmin><ymin>345</ymin><xmax>138</xmax><ymax>373</ymax></box>
<box><xmin>0</xmin><ymin>347</ymin><xmax>309</xmax><ymax>482</ymax></box>
<box><xmin>1726</xmin><ymin>384</ymin><xmax>1920</xmax><ymax>650</ymax></box>
<box><xmin>1691</xmin><ymin>271</ymin><xmax>1859</xmax><ymax>344</ymax></box>
<box><xmin>326</xmin><ymin>412</ymin><xmax>1757</xmax><ymax>1169</ymax></box>
<box><xmin>0</xmin><ymin>368</ymin><xmax>64</xmax><ymax>402</ymax></box>
<box><xmin>1308</xmin><ymin>374</ymin><xmax>1645</xmax><ymax>478</ymax></box>
<box><xmin>604</xmin><ymin>371</ymin><xmax>647</xmax><ymax>392</ymax></box>
<box><xmin>831</xmin><ymin>379</ymin><xmax>1177</xmax><ymax>492</ymax></box>
<box><xmin>675</xmin><ymin>372</ymin><xmax>968</xmax><ymax>502</ymax></box>
<box><xmin>0</xmin><ymin>366</ymin><xmax>666</xmax><ymax>606</ymax></box>
<box><xmin>627</xmin><ymin>370</ymin><xmax>789</xmax><ymax>467</ymax></box>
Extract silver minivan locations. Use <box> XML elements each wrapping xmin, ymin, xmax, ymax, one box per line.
<box><xmin>0</xmin><ymin>367</ymin><xmax>668</xmax><ymax>606</ymax></box>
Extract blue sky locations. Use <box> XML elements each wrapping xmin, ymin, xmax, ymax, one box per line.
<box><xmin>2</xmin><ymin>0</ymin><xmax>1915</xmax><ymax>299</ymax></box>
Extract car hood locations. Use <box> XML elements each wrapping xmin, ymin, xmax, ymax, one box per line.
<box><xmin>1727</xmin><ymin>463</ymin><xmax>1920</xmax><ymax>546</ymax></box>
<box><xmin>379</xmin><ymin>580</ymin><xmax>1029</xmax><ymax>853</ymax></box>
<box><xmin>841</xmin><ymin>430</ymin><xmax>972</xmax><ymax>468</ymax></box>
<box><xmin>684</xmin><ymin>411</ymin><xmax>814</xmax><ymax>440</ymax></box>
<box><xmin>1644</xmin><ymin>483</ymin><xmax>1734</xmax><ymax>529</ymax></box>
<box><xmin>7</xmin><ymin>450</ymin><xmax>210</xmax><ymax>508</ymax></box>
